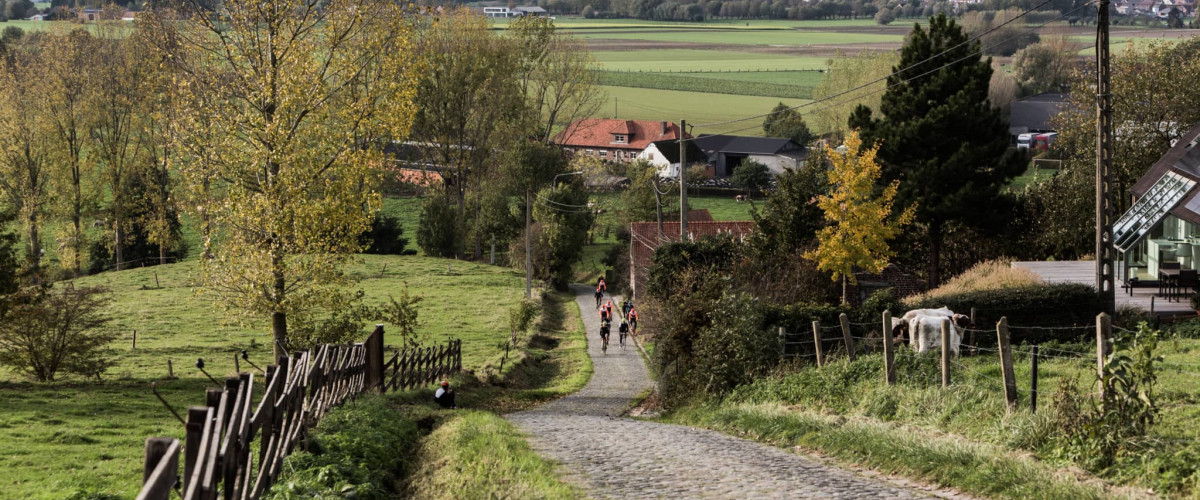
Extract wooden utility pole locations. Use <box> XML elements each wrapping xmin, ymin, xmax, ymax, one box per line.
<box><xmin>679</xmin><ymin>119</ymin><xmax>689</xmax><ymax>239</ymax></box>
<box><xmin>1096</xmin><ymin>0</ymin><xmax>1115</xmax><ymax>314</ymax></box>
<box><xmin>525</xmin><ymin>188</ymin><xmax>532</xmax><ymax>299</ymax></box>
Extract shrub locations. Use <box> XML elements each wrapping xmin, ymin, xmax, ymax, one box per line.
<box><xmin>693</xmin><ymin>293</ymin><xmax>778</xmax><ymax>394</ymax></box>
<box><xmin>361</xmin><ymin>214</ymin><xmax>409</xmax><ymax>255</ymax></box>
<box><xmin>267</xmin><ymin>395</ymin><xmax>418</xmax><ymax>499</ymax></box>
<box><xmin>416</xmin><ymin>195</ymin><xmax>460</xmax><ymax>258</ymax></box>
<box><xmin>905</xmin><ymin>259</ymin><xmax>1041</xmax><ymax>302</ymax></box>
<box><xmin>0</xmin><ymin>285</ymin><xmax>115</xmax><ymax>381</ymax></box>
<box><xmin>904</xmin><ymin>282</ymin><xmax>1103</xmax><ymax>344</ymax></box>
<box><xmin>0</xmin><ymin>212</ymin><xmax>18</xmax><ymax>296</ymax></box>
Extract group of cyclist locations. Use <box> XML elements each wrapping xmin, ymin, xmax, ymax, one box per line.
<box><xmin>594</xmin><ymin>277</ymin><xmax>638</xmax><ymax>353</ymax></box>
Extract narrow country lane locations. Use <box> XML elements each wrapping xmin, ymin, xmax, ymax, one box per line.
<box><xmin>505</xmin><ymin>285</ymin><xmax>931</xmax><ymax>499</ymax></box>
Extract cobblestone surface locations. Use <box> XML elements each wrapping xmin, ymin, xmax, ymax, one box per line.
<box><xmin>506</xmin><ymin>286</ymin><xmax>931</xmax><ymax>499</ymax></box>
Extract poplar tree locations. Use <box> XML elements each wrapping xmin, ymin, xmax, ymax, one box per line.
<box><xmin>145</xmin><ymin>0</ymin><xmax>420</xmax><ymax>358</ymax></box>
<box><xmin>850</xmin><ymin>13</ymin><xmax>1022</xmax><ymax>285</ymax></box>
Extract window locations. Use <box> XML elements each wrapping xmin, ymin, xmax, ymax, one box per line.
<box><xmin>1114</xmin><ymin>171</ymin><xmax>1196</xmax><ymax>251</ymax></box>
<box><xmin>600</xmin><ymin>150</ymin><xmax>608</xmax><ymax>158</ymax></box>
<box><xmin>612</xmin><ymin>134</ymin><xmax>626</xmax><ymax>144</ymax></box>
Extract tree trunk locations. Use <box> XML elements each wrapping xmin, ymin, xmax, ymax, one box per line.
<box><xmin>525</xmin><ymin>189</ymin><xmax>532</xmax><ymax>299</ymax></box>
<box><xmin>841</xmin><ymin>274</ymin><xmax>848</xmax><ymax>305</ymax></box>
<box><xmin>114</xmin><ymin>214</ymin><xmax>123</xmax><ymax>271</ymax></box>
<box><xmin>71</xmin><ymin>169</ymin><xmax>82</xmax><ymax>275</ymax></box>
<box><xmin>28</xmin><ymin>211</ymin><xmax>40</xmax><ymax>283</ymax></box>
<box><xmin>271</xmin><ymin>253</ymin><xmax>288</xmax><ymax>361</ymax></box>
<box><xmin>928</xmin><ymin>221</ymin><xmax>942</xmax><ymax>287</ymax></box>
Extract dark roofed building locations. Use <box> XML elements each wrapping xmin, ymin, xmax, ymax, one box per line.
<box><xmin>1113</xmin><ymin>122</ymin><xmax>1200</xmax><ymax>282</ymax></box>
<box><xmin>1009</xmin><ymin>92</ymin><xmax>1068</xmax><ymax>139</ymax></box>
<box><xmin>690</xmin><ymin>134</ymin><xmax>807</xmax><ymax>177</ymax></box>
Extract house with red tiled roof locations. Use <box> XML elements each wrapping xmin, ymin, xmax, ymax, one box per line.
<box><xmin>553</xmin><ymin>118</ymin><xmax>690</xmax><ymax>163</ymax></box>
<box><xmin>629</xmin><ymin>218</ymin><xmax>755</xmax><ymax>299</ymax></box>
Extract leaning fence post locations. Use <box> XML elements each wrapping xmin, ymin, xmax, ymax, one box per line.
<box><xmin>997</xmin><ymin>316</ymin><xmax>1018</xmax><ymax>412</ymax></box>
<box><xmin>882</xmin><ymin>310</ymin><xmax>895</xmax><ymax>385</ymax></box>
<box><xmin>1030</xmin><ymin>345</ymin><xmax>1039</xmax><ymax>414</ymax></box>
<box><xmin>969</xmin><ymin>307</ymin><xmax>977</xmax><ymax>355</ymax></box>
<box><xmin>811</xmin><ymin>320</ymin><xmax>824</xmax><ymax>368</ymax></box>
<box><xmin>1097</xmin><ymin>312</ymin><xmax>1111</xmax><ymax>400</ymax></box>
<box><xmin>941</xmin><ymin>317</ymin><xmax>951</xmax><ymax>388</ymax></box>
<box><xmin>839</xmin><ymin>313</ymin><xmax>855</xmax><ymax>361</ymax></box>
<box><xmin>365</xmin><ymin>324</ymin><xmax>384</xmax><ymax>392</ymax></box>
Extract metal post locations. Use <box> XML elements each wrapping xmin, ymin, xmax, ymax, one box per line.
<box><xmin>1096</xmin><ymin>0</ymin><xmax>1115</xmax><ymax>314</ymax></box>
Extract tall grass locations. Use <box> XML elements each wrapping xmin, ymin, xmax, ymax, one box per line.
<box><xmin>904</xmin><ymin>259</ymin><xmax>1043</xmax><ymax>306</ymax></box>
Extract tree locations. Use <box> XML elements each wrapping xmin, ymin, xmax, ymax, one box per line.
<box><xmin>810</xmin><ymin>50</ymin><xmax>898</xmax><ymax>139</ymax></box>
<box><xmin>874</xmin><ymin>6</ymin><xmax>895</xmax><ymax>24</ymax></box>
<box><xmin>510</xmin><ymin>16</ymin><xmax>603</xmax><ymax>143</ymax></box>
<box><xmin>41</xmin><ymin>28</ymin><xmax>97</xmax><ymax>276</ymax></box>
<box><xmin>850</xmin><ymin>14</ymin><xmax>1023</xmax><ymax>285</ymax></box>
<box><xmin>762</xmin><ymin>102</ymin><xmax>812</xmax><ymax>146</ymax></box>
<box><xmin>0</xmin><ymin>211</ymin><xmax>18</xmax><ymax>296</ymax></box>
<box><xmin>961</xmin><ymin>8</ymin><xmax>1039</xmax><ymax>56</ymax></box>
<box><xmin>1012</xmin><ymin>36</ymin><xmax>1074</xmax><ymax>95</ymax></box>
<box><xmin>0</xmin><ymin>36</ymin><xmax>51</xmax><ymax>282</ymax></box>
<box><xmin>731</xmin><ymin>159</ymin><xmax>771</xmax><ymax>195</ymax></box>
<box><xmin>622</xmin><ymin>159</ymin><xmax>676</xmax><ymax>227</ymax></box>
<box><xmin>411</xmin><ymin>10</ymin><xmax>529</xmax><ymax>260</ymax></box>
<box><xmin>5</xmin><ymin>0</ymin><xmax>31</xmax><ymax>19</ymax></box>
<box><xmin>803</xmin><ymin>131</ymin><xmax>914</xmax><ymax>303</ymax></box>
<box><xmin>145</xmin><ymin>0</ymin><xmax>421</xmax><ymax>359</ymax></box>
<box><xmin>417</xmin><ymin>195</ymin><xmax>461</xmax><ymax>258</ymax></box>
<box><xmin>0</xmin><ymin>285</ymin><xmax>115</xmax><ymax>381</ymax></box>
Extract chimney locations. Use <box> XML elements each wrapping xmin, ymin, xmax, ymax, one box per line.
<box><xmin>661</xmin><ymin>121</ymin><xmax>668</xmax><ymax>136</ymax></box>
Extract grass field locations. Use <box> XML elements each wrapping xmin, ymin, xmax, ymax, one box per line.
<box><xmin>601</xmin><ymin>85</ymin><xmax>810</xmax><ymax>136</ymax></box>
<box><xmin>574</xmin><ymin>29</ymin><xmax>904</xmax><ymax>46</ymax></box>
<box><xmin>596</xmin><ymin>70</ymin><xmax>816</xmax><ymax>99</ymax></box>
<box><xmin>492</xmin><ymin>17</ymin><xmax>889</xmax><ymax>30</ymax></box>
<box><xmin>665</xmin><ymin>334</ymin><xmax>1200</xmax><ymax>498</ymax></box>
<box><xmin>0</xmin><ymin>254</ymin><xmax>528</xmax><ymax>499</ymax></box>
<box><xmin>594</xmin><ymin>49</ymin><xmax>828</xmax><ymax>72</ymax></box>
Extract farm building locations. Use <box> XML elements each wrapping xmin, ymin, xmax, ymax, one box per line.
<box><xmin>628</xmin><ymin>215</ymin><xmax>754</xmax><ymax>300</ymax></box>
<box><xmin>1009</xmin><ymin>93</ymin><xmax>1067</xmax><ymax>142</ymax></box>
<box><xmin>554</xmin><ymin>118</ymin><xmax>689</xmax><ymax>163</ymax></box>
<box><xmin>639</xmin><ymin>135</ymin><xmax>807</xmax><ymax>179</ymax></box>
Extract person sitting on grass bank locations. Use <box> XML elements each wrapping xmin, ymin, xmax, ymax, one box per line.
<box><xmin>435</xmin><ymin>380</ymin><xmax>456</xmax><ymax>409</ymax></box>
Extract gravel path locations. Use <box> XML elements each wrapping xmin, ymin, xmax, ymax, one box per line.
<box><xmin>506</xmin><ymin>285</ymin><xmax>931</xmax><ymax>499</ymax></box>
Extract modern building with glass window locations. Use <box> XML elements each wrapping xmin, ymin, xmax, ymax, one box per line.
<box><xmin>1114</xmin><ymin>122</ymin><xmax>1200</xmax><ymax>282</ymax></box>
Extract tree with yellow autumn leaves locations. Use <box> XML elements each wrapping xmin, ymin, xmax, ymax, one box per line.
<box><xmin>804</xmin><ymin>131</ymin><xmax>915</xmax><ymax>304</ymax></box>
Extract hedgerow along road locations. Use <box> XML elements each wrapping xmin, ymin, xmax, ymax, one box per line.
<box><xmin>505</xmin><ymin>285</ymin><xmax>932</xmax><ymax>499</ymax></box>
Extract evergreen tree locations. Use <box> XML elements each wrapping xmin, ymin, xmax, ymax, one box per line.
<box><xmin>849</xmin><ymin>13</ymin><xmax>1023</xmax><ymax>285</ymax></box>
<box><xmin>762</xmin><ymin>102</ymin><xmax>812</xmax><ymax>146</ymax></box>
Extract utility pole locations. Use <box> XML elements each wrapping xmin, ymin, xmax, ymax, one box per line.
<box><xmin>1096</xmin><ymin>0</ymin><xmax>1115</xmax><ymax>314</ymax></box>
<box><xmin>525</xmin><ymin>188</ymin><xmax>532</xmax><ymax>299</ymax></box>
<box><xmin>679</xmin><ymin>119</ymin><xmax>688</xmax><ymax>239</ymax></box>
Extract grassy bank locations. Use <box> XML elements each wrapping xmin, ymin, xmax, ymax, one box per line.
<box><xmin>661</xmin><ymin>338</ymin><xmax>1200</xmax><ymax>498</ymax></box>
<box><xmin>0</xmin><ymin>254</ymin><xmax>527</xmax><ymax>499</ymax></box>
<box><xmin>404</xmin><ymin>410</ymin><xmax>579</xmax><ymax>499</ymax></box>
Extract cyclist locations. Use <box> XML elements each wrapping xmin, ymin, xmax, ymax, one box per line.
<box><xmin>604</xmin><ymin>299</ymin><xmax>615</xmax><ymax>321</ymax></box>
<box><xmin>618</xmin><ymin>320</ymin><xmax>629</xmax><ymax>348</ymax></box>
<box><xmin>597</xmin><ymin>277</ymin><xmax>607</xmax><ymax>294</ymax></box>
<box><xmin>599</xmin><ymin>323</ymin><xmax>610</xmax><ymax>353</ymax></box>
<box><xmin>628</xmin><ymin>307</ymin><xmax>638</xmax><ymax>334</ymax></box>
<box><xmin>594</xmin><ymin>288</ymin><xmax>603</xmax><ymax>309</ymax></box>
<box><xmin>599</xmin><ymin>306</ymin><xmax>610</xmax><ymax>324</ymax></box>
<box><xmin>622</xmin><ymin>299</ymin><xmax>633</xmax><ymax>320</ymax></box>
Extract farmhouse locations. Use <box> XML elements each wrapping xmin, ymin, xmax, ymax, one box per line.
<box><xmin>690</xmin><ymin>135</ymin><xmax>807</xmax><ymax>177</ymax></box>
<box><xmin>637</xmin><ymin>139</ymin><xmax>708</xmax><ymax>178</ymax></box>
<box><xmin>1113</xmin><ymin>121</ymin><xmax>1200</xmax><ymax>282</ymax></box>
<box><xmin>554</xmin><ymin>118</ymin><xmax>689</xmax><ymax>163</ymax></box>
<box><xmin>481</xmin><ymin>6</ymin><xmax>549</xmax><ymax>17</ymax></box>
<box><xmin>628</xmin><ymin>215</ymin><xmax>754</xmax><ymax>299</ymax></box>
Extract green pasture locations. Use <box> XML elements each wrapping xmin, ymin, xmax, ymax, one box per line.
<box><xmin>381</xmin><ymin>196</ymin><xmax>424</xmax><ymax>253</ymax></box>
<box><xmin>0</xmin><ymin>254</ymin><xmax>527</xmax><ymax>499</ymax></box>
<box><xmin>596</xmin><ymin>70</ymin><xmax>815</xmax><ymax>99</ymax></box>
<box><xmin>677</xmin><ymin>70</ymin><xmax>827</xmax><ymax>87</ymax></box>
<box><xmin>574</xmin><ymin>29</ymin><xmax>904</xmax><ymax>46</ymax></box>
<box><xmin>593</xmin><ymin>49</ymin><xmax>828</xmax><ymax>72</ymax></box>
<box><xmin>602</xmin><ymin>85</ymin><xmax>812</xmax><ymax>136</ymax></box>
<box><xmin>491</xmin><ymin>17</ymin><xmax>885</xmax><ymax>30</ymax></box>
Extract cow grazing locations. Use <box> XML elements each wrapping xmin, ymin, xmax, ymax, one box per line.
<box><xmin>892</xmin><ymin>307</ymin><xmax>971</xmax><ymax>354</ymax></box>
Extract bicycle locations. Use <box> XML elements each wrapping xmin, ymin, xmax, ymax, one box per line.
<box><xmin>601</xmin><ymin>334</ymin><xmax>609</xmax><ymax>354</ymax></box>
<box><xmin>619</xmin><ymin>332</ymin><xmax>626</xmax><ymax>349</ymax></box>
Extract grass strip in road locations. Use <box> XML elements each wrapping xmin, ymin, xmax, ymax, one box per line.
<box><xmin>404</xmin><ymin>410</ymin><xmax>579</xmax><ymax>500</ymax></box>
<box><xmin>665</xmin><ymin>402</ymin><xmax>1110</xmax><ymax>500</ymax></box>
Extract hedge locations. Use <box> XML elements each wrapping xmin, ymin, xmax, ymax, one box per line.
<box><xmin>904</xmin><ymin>283</ymin><xmax>1105</xmax><ymax>345</ymax></box>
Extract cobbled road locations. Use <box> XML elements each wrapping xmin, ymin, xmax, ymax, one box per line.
<box><xmin>506</xmin><ymin>285</ymin><xmax>931</xmax><ymax>499</ymax></box>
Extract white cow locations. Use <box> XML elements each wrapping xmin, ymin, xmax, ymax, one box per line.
<box><xmin>909</xmin><ymin>315</ymin><xmax>961</xmax><ymax>355</ymax></box>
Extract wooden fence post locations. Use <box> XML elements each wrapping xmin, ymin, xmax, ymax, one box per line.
<box><xmin>365</xmin><ymin>325</ymin><xmax>384</xmax><ymax>392</ymax></box>
<box><xmin>1030</xmin><ymin>345</ymin><xmax>1039</xmax><ymax>414</ymax></box>
<box><xmin>839</xmin><ymin>313</ymin><xmax>855</xmax><ymax>361</ymax></box>
<box><xmin>778</xmin><ymin>327</ymin><xmax>787</xmax><ymax>360</ymax></box>
<box><xmin>137</xmin><ymin>438</ymin><xmax>179</xmax><ymax>500</ymax></box>
<box><xmin>941</xmin><ymin>317</ymin><xmax>951</xmax><ymax>388</ymax></box>
<box><xmin>1097</xmin><ymin>312</ymin><xmax>1111</xmax><ymax>400</ymax></box>
<box><xmin>882</xmin><ymin>310</ymin><xmax>895</xmax><ymax>385</ymax></box>
<box><xmin>997</xmin><ymin>316</ymin><xmax>1018</xmax><ymax>412</ymax></box>
<box><xmin>811</xmin><ymin>320</ymin><xmax>824</xmax><ymax>368</ymax></box>
<box><xmin>969</xmin><ymin>307</ymin><xmax>977</xmax><ymax>355</ymax></box>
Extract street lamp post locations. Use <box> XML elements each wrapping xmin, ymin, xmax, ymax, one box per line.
<box><xmin>526</xmin><ymin>171</ymin><xmax>584</xmax><ymax>299</ymax></box>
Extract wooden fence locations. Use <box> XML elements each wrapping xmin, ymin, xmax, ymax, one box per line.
<box><xmin>136</xmin><ymin>326</ymin><xmax>462</xmax><ymax>500</ymax></box>
<box><xmin>780</xmin><ymin>311</ymin><xmax>1116</xmax><ymax>414</ymax></box>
